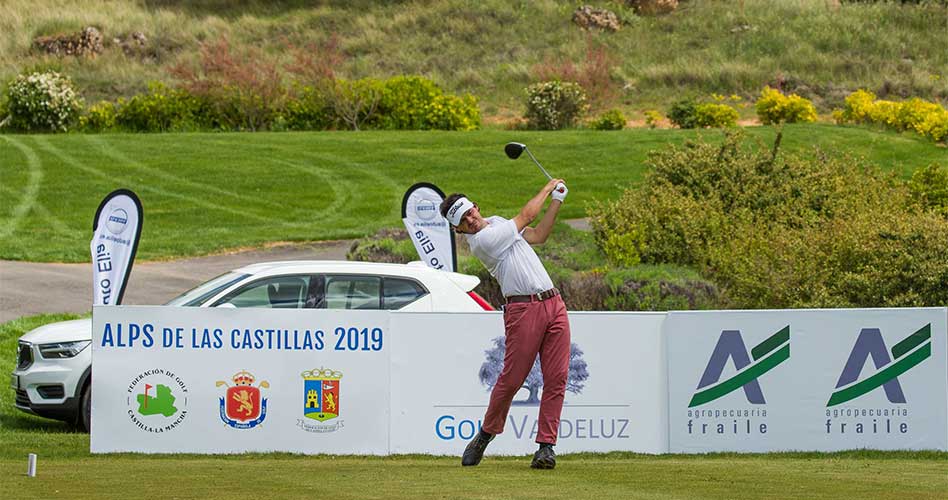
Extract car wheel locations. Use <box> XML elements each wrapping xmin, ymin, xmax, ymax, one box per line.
<box><xmin>79</xmin><ymin>383</ymin><xmax>91</xmax><ymax>433</ymax></box>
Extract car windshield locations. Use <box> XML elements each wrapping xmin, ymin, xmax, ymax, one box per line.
<box><xmin>164</xmin><ymin>272</ymin><xmax>250</xmax><ymax>307</ymax></box>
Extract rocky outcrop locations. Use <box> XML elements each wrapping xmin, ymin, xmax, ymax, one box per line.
<box><xmin>33</xmin><ymin>26</ymin><xmax>103</xmax><ymax>56</ymax></box>
<box><xmin>626</xmin><ymin>0</ymin><xmax>679</xmax><ymax>15</ymax></box>
<box><xmin>572</xmin><ymin>5</ymin><xmax>621</xmax><ymax>32</ymax></box>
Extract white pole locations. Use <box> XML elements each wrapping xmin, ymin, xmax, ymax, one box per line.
<box><xmin>27</xmin><ymin>453</ymin><xmax>36</xmax><ymax>477</ymax></box>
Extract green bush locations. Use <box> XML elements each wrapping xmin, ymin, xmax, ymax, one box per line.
<box><xmin>693</xmin><ymin>103</ymin><xmax>738</xmax><ymax>128</ymax></box>
<box><xmin>284</xmin><ymin>85</ymin><xmax>333</xmax><ymax>131</ymax></box>
<box><xmin>755</xmin><ymin>86</ymin><xmax>818</xmax><ymax>125</ymax></box>
<box><xmin>2</xmin><ymin>71</ymin><xmax>83</xmax><ymax>132</ymax></box>
<box><xmin>667</xmin><ymin>99</ymin><xmax>698</xmax><ymax>129</ymax></box>
<box><xmin>114</xmin><ymin>82</ymin><xmax>206</xmax><ymax>132</ymax></box>
<box><xmin>78</xmin><ymin>100</ymin><xmax>117</xmax><ymax>132</ymax></box>
<box><xmin>588</xmin><ymin>131</ymin><xmax>948</xmax><ymax>308</ymax></box>
<box><xmin>524</xmin><ymin>80</ymin><xmax>589</xmax><ymax>130</ymax></box>
<box><xmin>590</xmin><ymin>108</ymin><xmax>626</xmax><ymax>130</ymax></box>
<box><xmin>909</xmin><ymin>163</ymin><xmax>948</xmax><ymax>217</ymax></box>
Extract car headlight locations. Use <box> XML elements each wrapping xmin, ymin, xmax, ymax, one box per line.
<box><xmin>38</xmin><ymin>340</ymin><xmax>91</xmax><ymax>359</ymax></box>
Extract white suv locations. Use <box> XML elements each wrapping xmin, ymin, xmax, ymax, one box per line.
<box><xmin>12</xmin><ymin>261</ymin><xmax>493</xmax><ymax>431</ymax></box>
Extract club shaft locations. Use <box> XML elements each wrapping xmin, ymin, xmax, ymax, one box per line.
<box><xmin>524</xmin><ymin>148</ymin><xmax>553</xmax><ymax>180</ymax></box>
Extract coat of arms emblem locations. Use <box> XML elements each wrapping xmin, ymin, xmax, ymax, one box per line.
<box><xmin>216</xmin><ymin>370</ymin><xmax>269</xmax><ymax>429</ymax></box>
<box><xmin>302</xmin><ymin>368</ymin><xmax>342</xmax><ymax>422</ymax></box>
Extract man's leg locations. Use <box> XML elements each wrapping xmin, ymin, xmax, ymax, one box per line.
<box><xmin>481</xmin><ymin>302</ymin><xmax>545</xmax><ymax>436</ymax></box>
<box><xmin>535</xmin><ymin>296</ymin><xmax>571</xmax><ymax>446</ymax></box>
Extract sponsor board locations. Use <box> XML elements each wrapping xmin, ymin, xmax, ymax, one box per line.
<box><xmin>389</xmin><ymin>312</ymin><xmax>668</xmax><ymax>455</ymax></box>
<box><xmin>93</xmin><ymin>306</ymin><xmax>946</xmax><ymax>454</ymax></box>
<box><xmin>92</xmin><ymin>306</ymin><xmax>389</xmax><ymax>454</ymax></box>
<box><xmin>667</xmin><ymin>309</ymin><xmax>947</xmax><ymax>452</ymax></box>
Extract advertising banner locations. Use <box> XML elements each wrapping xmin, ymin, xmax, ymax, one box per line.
<box><xmin>91</xmin><ymin>306</ymin><xmax>390</xmax><ymax>454</ymax></box>
<box><xmin>389</xmin><ymin>312</ymin><xmax>668</xmax><ymax>455</ymax></box>
<box><xmin>666</xmin><ymin>308</ymin><xmax>948</xmax><ymax>453</ymax></box>
<box><xmin>401</xmin><ymin>182</ymin><xmax>456</xmax><ymax>271</ymax></box>
<box><xmin>90</xmin><ymin>189</ymin><xmax>142</xmax><ymax>305</ymax></box>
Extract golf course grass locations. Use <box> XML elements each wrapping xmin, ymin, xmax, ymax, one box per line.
<box><xmin>2</xmin><ymin>451</ymin><xmax>946</xmax><ymax>500</ymax></box>
<box><xmin>0</xmin><ymin>124</ymin><xmax>943</xmax><ymax>262</ymax></box>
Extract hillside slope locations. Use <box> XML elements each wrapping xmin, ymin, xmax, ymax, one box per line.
<box><xmin>2</xmin><ymin>0</ymin><xmax>946</xmax><ymax>122</ymax></box>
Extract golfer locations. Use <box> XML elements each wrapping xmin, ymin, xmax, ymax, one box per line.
<box><xmin>440</xmin><ymin>178</ymin><xmax>570</xmax><ymax>469</ymax></box>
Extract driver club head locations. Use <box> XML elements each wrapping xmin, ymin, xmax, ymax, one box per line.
<box><xmin>504</xmin><ymin>142</ymin><xmax>526</xmax><ymax>160</ymax></box>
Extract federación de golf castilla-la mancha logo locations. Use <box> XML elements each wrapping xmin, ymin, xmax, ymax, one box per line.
<box><xmin>126</xmin><ymin>368</ymin><xmax>189</xmax><ymax>433</ymax></box>
<box><xmin>216</xmin><ymin>370</ymin><xmax>269</xmax><ymax>429</ymax></box>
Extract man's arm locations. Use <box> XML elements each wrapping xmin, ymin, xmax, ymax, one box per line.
<box><xmin>512</xmin><ymin>178</ymin><xmax>565</xmax><ymax>243</ymax></box>
<box><xmin>522</xmin><ymin>198</ymin><xmax>561</xmax><ymax>244</ymax></box>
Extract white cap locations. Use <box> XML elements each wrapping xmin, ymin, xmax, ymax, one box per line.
<box><xmin>446</xmin><ymin>197</ymin><xmax>475</xmax><ymax>226</ymax></box>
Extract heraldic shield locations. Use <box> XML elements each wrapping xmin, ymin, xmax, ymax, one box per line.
<box><xmin>217</xmin><ymin>370</ymin><xmax>269</xmax><ymax>429</ymax></box>
<box><xmin>227</xmin><ymin>385</ymin><xmax>261</xmax><ymax>421</ymax></box>
<box><xmin>302</xmin><ymin>368</ymin><xmax>342</xmax><ymax>422</ymax></box>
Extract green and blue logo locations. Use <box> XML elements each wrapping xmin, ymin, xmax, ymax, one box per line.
<box><xmin>690</xmin><ymin>326</ymin><xmax>790</xmax><ymax>408</ymax></box>
<box><xmin>827</xmin><ymin>324</ymin><xmax>932</xmax><ymax>407</ymax></box>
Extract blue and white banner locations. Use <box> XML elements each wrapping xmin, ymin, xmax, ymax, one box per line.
<box><xmin>90</xmin><ymin>189</ymin><xmax>142</xmax><ymax>305</ymax></box>
<box><xmin>401</xmin><ymin>182</ymin><xmax>456</xmax><ymax>271</ymax></box>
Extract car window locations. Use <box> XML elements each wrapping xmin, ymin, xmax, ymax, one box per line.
<box><xmin>383</xmin><ymin>277</ymin><xmax>427</xmax><ymax>310</ymax></box>
<box><xmin>165</xmin><ymin>272</ymin><xmax>250</xmax><ymax>307</ymax></box>
<box><xmin>325</xmin><ymin>276</ymin><xmax>381</xmax><ymax>310</ymax></box>
<box><xmin>214</xmin><ymin>275</ymin><xmax>312</xmax><ymax>309</ymax></box>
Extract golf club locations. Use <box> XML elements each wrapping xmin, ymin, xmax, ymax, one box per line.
<box><xmin>504</xmin><ymin>142</ymin><xmax>565</xmax><ymax>192</ymax></box>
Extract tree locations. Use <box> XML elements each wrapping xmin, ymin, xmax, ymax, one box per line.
<box><xmin>478</xmin><ymin>336</ymin><xmax>589</xmax><ymax>406</ymax></box>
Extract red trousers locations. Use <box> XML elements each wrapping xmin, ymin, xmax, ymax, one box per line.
<box><xmin>482</xmin><ymin>295</ymin><xmax>571</xmax><ymax>445</ymax></box>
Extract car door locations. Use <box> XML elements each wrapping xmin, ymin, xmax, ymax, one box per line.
<box><xmin>319</xmin><ymin>275</ymin><xmax>429</xmax><ymax>311</ymax></box>
<box><xmin>211</xmin><ymin>274</ymin><xmax>317</xmax><ymax>309</ymax></box>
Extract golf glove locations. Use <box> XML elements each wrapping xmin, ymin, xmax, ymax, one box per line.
<box><xmin>551</xmin><ymin>183</ymin><xmax>568</xmax><ymax>202</ymax></box>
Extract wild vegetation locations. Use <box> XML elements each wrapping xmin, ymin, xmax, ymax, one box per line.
<box><xmin>1</xmin><ymin>0</ymin><xmax>945</xmax><ymax>125</ymax></box>
<box><xmin>589</xmin><ymin>131</ymin><xmax>948</xmax><ymax>309</ymax></box>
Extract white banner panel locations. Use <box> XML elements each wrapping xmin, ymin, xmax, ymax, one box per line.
<box><xmin>91</xmin><ymin>306</ymin><xmax>390</xmax><ymax>454</ymax></box>
<box><xmin>389</xmin><ymin>312</ymin><xmax>668</xmax><ymax>455</ymax></box>
<box><xmin>91</xmin><ymin>189</ymin><xmax>142</xmax><ymax>305</ymax></box>
<box><xmin>401</xmin><ymin>182</ymin><xmax>456</xmax><ymax>271</ymax></box>
<box><xmin>667</xmin><ymin>308</ymin><xmax>948</xmax><ymax>453</ymax></box>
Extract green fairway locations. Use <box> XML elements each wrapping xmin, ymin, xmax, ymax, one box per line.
<box><xmin>0</xmin><ymin>125</ymin><xmax>942</xmax><ymax>263</ymax></box>
<box><xmin>1</xmin><ymin>452</ymin><xmax>946</xmax><ymax>500</ymax></box>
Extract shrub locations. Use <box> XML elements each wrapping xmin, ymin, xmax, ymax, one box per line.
<box><xmin>693</xmin><ymin>103</ymin><xmax>738</xmax><ymax>128</ymax></box>
<box><xmin>755</xmin><ymin>86</ymin><xmax>818</xmax><ymax>125</ymax></box>
<box><xmin>376</xmin><ymin>76</ymin><xmax>480</xmax><ymax>131</ymax></box>
<box><xmin>78</xmin><ymin>100</ymin><xmax>117</xmax><ymax>132</ymax></box>
<box><xmin>908</xmin><ymin>163</ymin><xmax>948</xmax><ymax>217</ymax></box>
<box><xmin>114</xmin><ymin>82</ymin><xmax>206</xmax><ymax>132</ymax></box>
<box><xmin>643</xmin><ymin>109</ymin><xmax>662</xmax><ymax>129</ymax></box>
<box><xmin>2</xmin><ymin>71</ymin><xmax>83</xmax><ymax>132</ymax></box>
<box><xmin>588</xmin><ymin>131</ymin><xmax>948</xmax><ymax>308</ymax></box>
<box><xmin>530</xmin><ymin>37</ymin><xmax>620</xmax><ymax>110</ymax></box>
<box><xmin>171</xmin><ymin>37</ymin><xmax>286</xmax><ymax>131</ymax></box>
<box><xmin>590</xmin><ymin>109</ymin><xmax>626</xmax><ymax>130</ymax></box>
<box><xmin>524</xmin><ymin>80</ymin><xmax>589</xmax><ymax>130</ymax></box>
<box><xmin>834</xmin><ymin>89</ymin><xmax>948</xmax><ymax>142</ymax></box>
<box><xmin>329</xmin><ymin>78</ymin><xmax>384</xmax><ymax>131</ymax></box>
<box><xmin>284</xmin><ymin>85</ymin><xmax>333</xmax><ymax>131</ymax></box>
<box><xmin>667</xmin><ymin>99</ymin><xmax>698</xmax><ymax>129</ymax></box>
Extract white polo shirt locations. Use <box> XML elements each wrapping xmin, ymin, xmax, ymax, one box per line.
<box><xmin>465</xmin><ymin>216</ymin><xmax>554</xmax><ymax>297</ymax></box>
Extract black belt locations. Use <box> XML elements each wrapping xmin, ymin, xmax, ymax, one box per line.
<box><xmin>505</xmin><ymin>288</ymin><xmax>559</xmax><ymax>304</ymax></box>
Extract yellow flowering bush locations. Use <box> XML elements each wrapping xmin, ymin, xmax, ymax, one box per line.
<box><xmin>693</xmin><ymin>103</ymin><xmax>738</xmax><ymax>128</ymax></box>
<box><xmin>834</xmin><ymin>89</ymin><xmax>948</xmax><ymax>142</ymax></box>
<box><xmin>754</xmin><ymin>86</ymin><xmax>817</xmax><ymax>125</ymax></box>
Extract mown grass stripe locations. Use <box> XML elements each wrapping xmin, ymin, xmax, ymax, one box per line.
<box><xmin>751</xmin><ymin>325</ymin><xmax>790</xmax><ymax>361</ymax></box>
<box><xmin>891</xmin><ymin>324</ymin><xmax>931</xmax><ymax>360</ymax></box>
<box><xmin>827</xmin><ymin>342</ymin><xmax>931</xmax><ymax>407</ymax></box>
<box><xmin>688</xmin><ymin>344</ymin><xmax>790</xmax><ymax>408</ymax></box>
